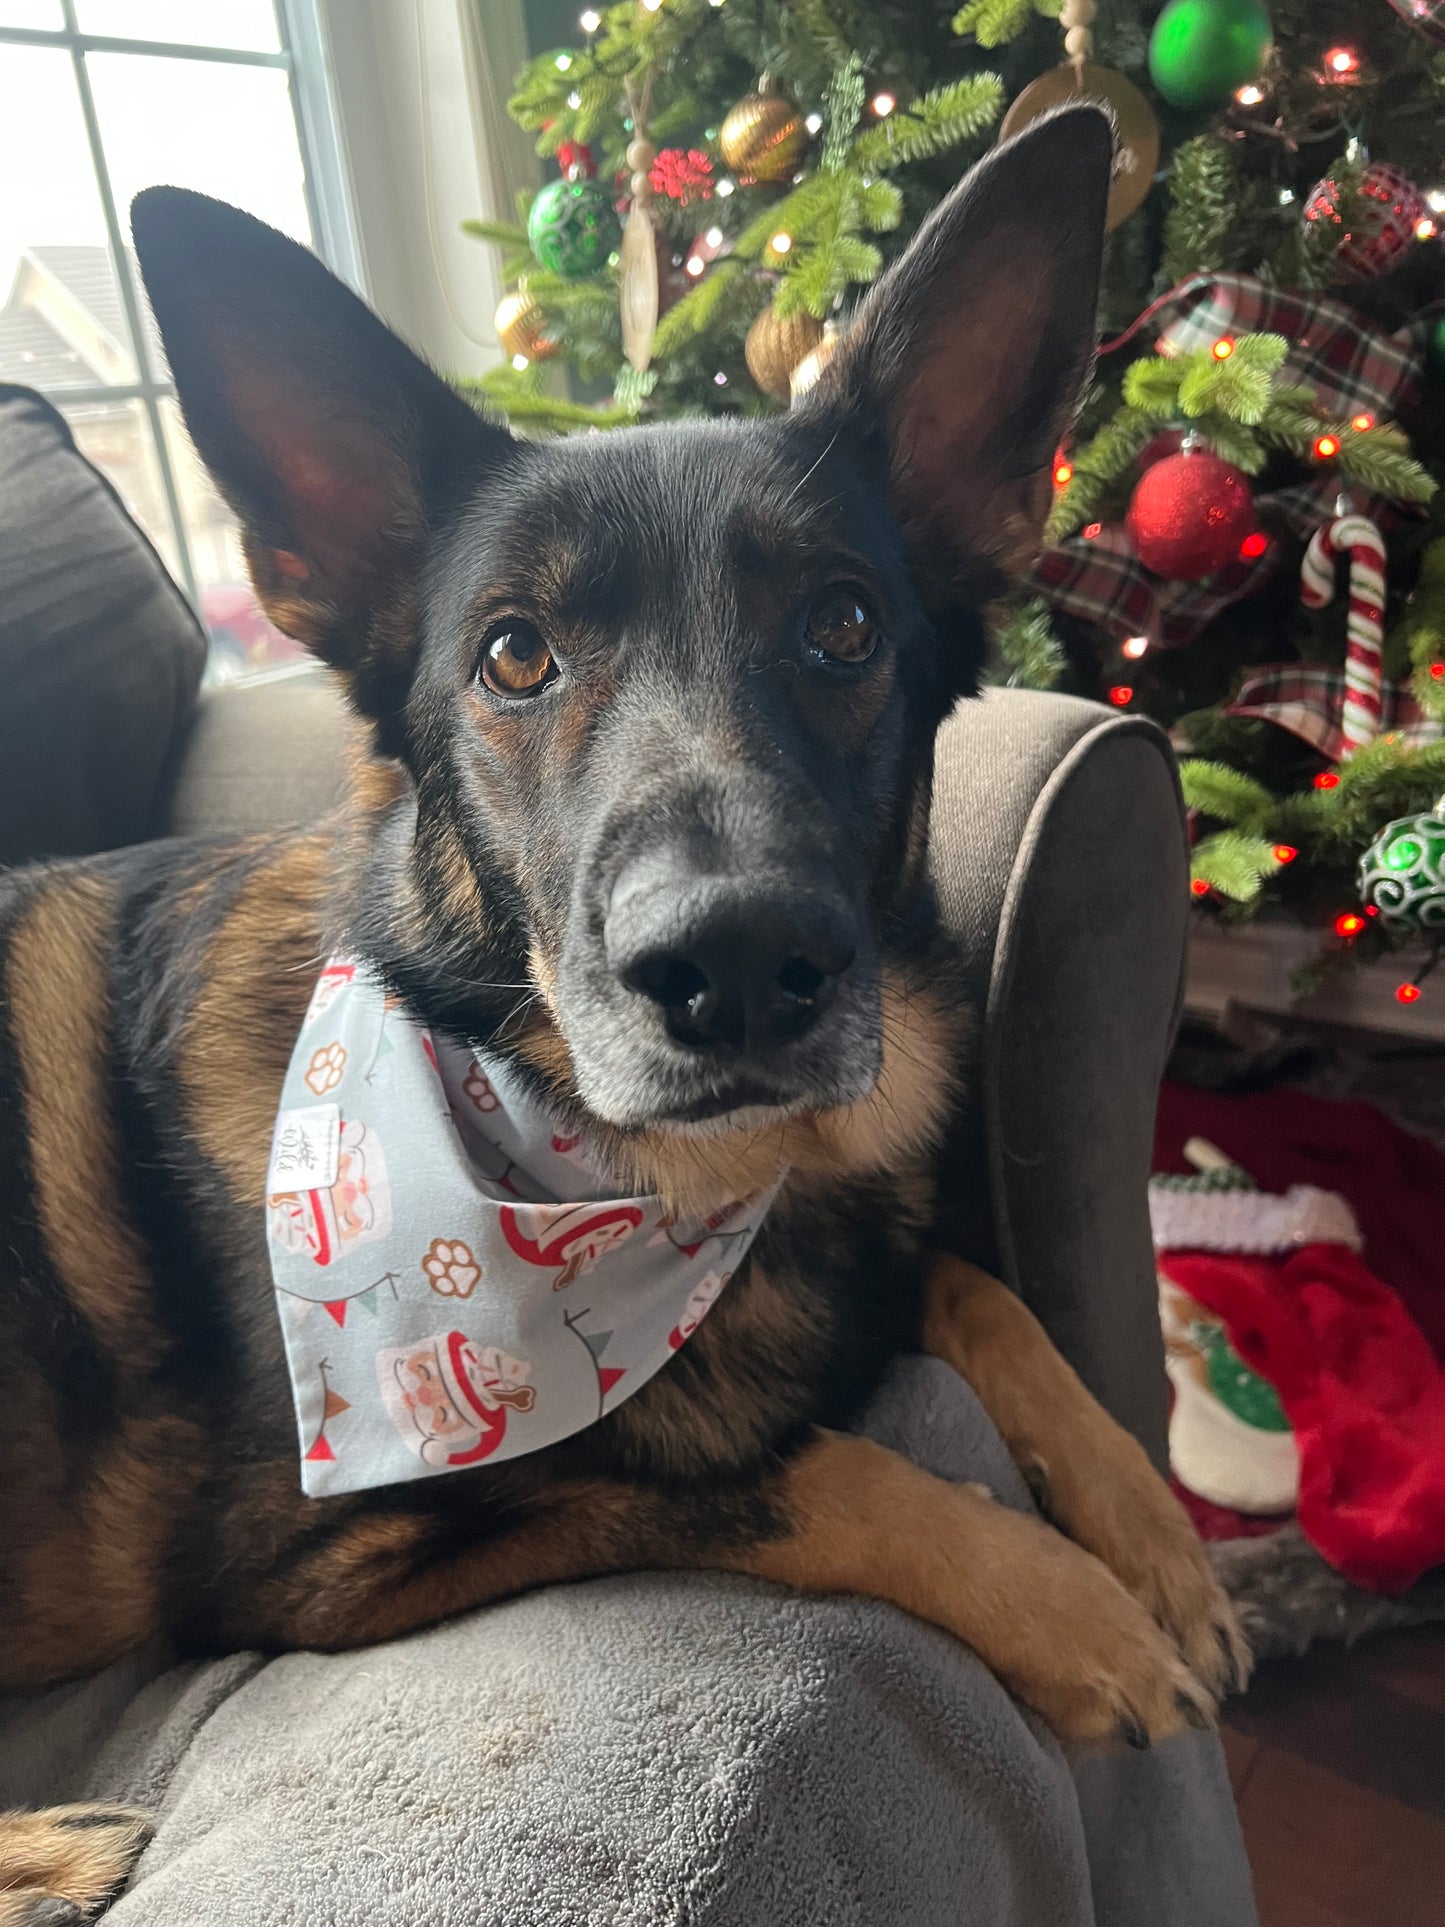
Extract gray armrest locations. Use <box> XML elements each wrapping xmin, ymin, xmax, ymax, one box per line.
<box><xmin>930</xmin><ymin>689</ymin><xmax>1188</xmax><ymax>1472</ymax></box>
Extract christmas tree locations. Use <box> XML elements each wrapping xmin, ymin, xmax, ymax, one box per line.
<box><xmin>467</xmin><ymin>0</ymin><xmax>1445</xmax><ymax>1002</ymax></box>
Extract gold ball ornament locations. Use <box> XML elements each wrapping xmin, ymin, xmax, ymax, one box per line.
<box><xmin>789</xmin><ymin>322</ymin><xmax>841</xmax><ymax>403</ymax></box>
<box><xmin>719</xmin><ymin>90</ymin><xmax>807</xmax><ymax>184</ymax></box>
<box><xmin>745</xmin><ymin>305</ymin><xmax>824</xmax><ymax>401</ymax></box>
<box><xmin>998</xmin><ymin>60</ymin><xmax>1160</xmax><ymax>232</ymax></box>
<box><xmin>495</xmin><ymin>288</ymin><xmax>558</xmax><ymax>363</ymax></box>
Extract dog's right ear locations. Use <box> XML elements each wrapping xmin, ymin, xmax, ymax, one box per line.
<box><xmin>131</xmin><ymin>189</ymin><xmax>513</xmax><ymax>724</ymax></box>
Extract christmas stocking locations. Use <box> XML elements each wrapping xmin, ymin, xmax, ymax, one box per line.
<box><xmin>1151</xmin><ymin>1150</ymin><xmax>1352</xmax><ymax>1516</ymax></box>
<box><xmin>1152</xmin><ymin>1142</ymin><xmax>1445</xmax><ymax>1593</ymax></box>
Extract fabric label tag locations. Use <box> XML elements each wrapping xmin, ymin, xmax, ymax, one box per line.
<box><xmin>268</xmin><ymin>1103</ymin><xmax>342</xmax><ymax>1193</ymax></box>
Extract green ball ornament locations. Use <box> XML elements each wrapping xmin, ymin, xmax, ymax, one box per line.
<box><xmin>1148</xmin><ymin>0</ymin><xmax>1273</xmax><ymax>112</ymax></box>
<box><xmin>527</xmin><ymin>176</ymin><xmax>621</xmax><ymax>280</ymax></box>
<box><xmin>1356</xmin><ymin>797</ymin><xmax>1445</xmax><ymax>939</ymax></box>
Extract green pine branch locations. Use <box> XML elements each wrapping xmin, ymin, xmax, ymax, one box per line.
<box><xmin>1180</xmin><ymin>761</ymin><xmax>1277</xmax><ymax>830</ymax></box>
<box><xmin>1191</xmin><ymin>830</ymin><xmax>1284</xmax><ymax>904</ymax></box>
<box><xmin>989</xmin><ymin>597</ymin><xmax>1066</xmax><ymax>689</ymax></box>
<box><xmin>851</xmin><ymin>74</ymin><xmax>1003</xmax><ymax>171</ymax></box>
<box><xmin>1162</xmin><ymin>137</ymin><xmax>1243</xmax><ymax>286</ymax></box>
<box><xmin>458</xmin><ymin>365</ymin><xmax>641</xmax><ymax>435</ymax></box>
<box><xmin>950</xmin><ymin>0</ymin><xmax>1061</xmax><ymax>48</ymax></box>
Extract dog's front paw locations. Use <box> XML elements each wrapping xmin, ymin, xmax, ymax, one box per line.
<box><xmin>0</xmin><ymin>1805</ymin><xmax>152</xmax><ymax>1926</ymax></box>
<box><xmin>990</xmin><ymin>1522</ymin><xmax>1218</xmax><ymax>1749</ymax></box>
<box><xmin>1027</xmin><ymin>1438</ymin><xmax>1252</xmax><ymax>1706</ymax></box>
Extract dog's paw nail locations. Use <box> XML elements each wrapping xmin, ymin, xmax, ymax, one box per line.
<box><xmin>1119</xmin><ymin>1709</ymin><xmax>1152</xmax><ymax>1751</ymax></box>
<box><xmin>1176</xmin><ymin>1687</ymin><xmax>1214</xmax><ymax>1732</ymax></box>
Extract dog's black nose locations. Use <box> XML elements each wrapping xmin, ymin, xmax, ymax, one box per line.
<box><xmin>607</xmin><ymin>870</ymin><xmax>856</xmax><ymax>1054</ymax></box>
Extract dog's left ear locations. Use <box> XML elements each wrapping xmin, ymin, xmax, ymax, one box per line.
<box><xmin>809</xmin><ymin>104</ymin><xmax>1111</xmax><ymax>596</ymax></box>
<box><xmin>131</xmin><ymin>188</ymin><xmax>513</xmax><ymax>726</ymax></box>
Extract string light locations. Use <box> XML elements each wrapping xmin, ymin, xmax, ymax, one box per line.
<box><xmin>1351</xmin><ymin>412</ymin><xmax>1375</xmax><ymax>431</ymax></box>
<box><xmin>1432</xmin><ymin>663</ymin><xmax>1445</xmax><ymax>680</ymax></box>
<box><xmin>1273</xmin><ymin>844</ymin><xmax>1298</xmax><ymax>864</ymax></box>
<box><xmin>805</xmin><ymin>112</ymin><xmax>823</xmax><ymax>134</ymax></box>
<box><xmin>1053</xmin><ymin>456</ymin><xmax>1074</xmax><ymax>486</ymax></box>
<box><xmin>713</xmin><ymin>371</ymin><xmax>728</xmax><ymax>386</ymax></box>
<box><xmin>579</xmin><ymin>8</ymin><xmax>600</xmax><ymax>29</ymax></box>
<box><xmin>555</xmin><ymin>52</ymin><xmax>573</xmax><ymax>70</ymax></box>
<box><xmin>1240</xmin><ymin>531</ymin><xmax>1269</xmax><ymax>559</ymax></box>
<box><xmin>1108</xmin><ymin>685</ymin><xmax>1134</xmax><ymax>706</ymax></box>
<box><xmin>566</xmin><ymin>89</ymin><xmax>582</xmax><ymax>109</ymax></box>
<box><xmin>686</xmin><ymin>254</ymin><xmax>705</xmax><ymax>275</ymax></box>
<box><xmin>769</xmin><ymin>230</ymin><xmax>792</xmax><ymax>253</ymax></box>
<box><xmin>1122</xmin><ymin>635</ymin><xmax>1150</xmax><ymax>660</ymax></box>
<box><xmin>1235</xmin><ymin>83</ymin><xmax>1265</xmax><ymax>106</ymax></box>
<box><xmin>1314</xmin><ymin>771</ymin><xmax>1340</xmax><ymax>789</ymax></box>
<box><xmin>1397</xmin><ymin>981</ymin><xmax>1423</xmax><ymax>1004</ymax></box>
<box><xmin>704</xmin><ymin>226</ymin><xmax>723</xmax><ymax>247</ymax></box>
<box><xmin>1212</xmin><ymin>336</ymin><xmax>1236</xmax><ymax>360</ymax></box>
<box><xmin>871</xmin><ymin>91</ymin><xmax>896</xmax><ymax>117</ymax></box>
<box><xmin>1313</xmin><ymin>433</ymin><xmax>1340</xmax><ymax>460</ymax></box>
<box><xmin>1278</xmin><ymin>188</ymin><xmax>1295</xmax><ymax>206</ymax></box>
<box><xmin>1417</xmin><ymin>217</ymin><xmax>1439</xmax><ymax>241</ymax></box>
<box><xmin>1324</xmin><ymin>46</ymin><xmax>1359</xmax><ymax>76</ymax></box>
<box><xmin>1430</xmin><ymin>190</ymin><xmax>1445</xmax><ymax>214</ymax></box>
<box><xmin>715</xmin><ymin>177</ymin><xmax>735</xmax><ymax>198</ymax></box>
<box><xmin>1334</xmin><ymin>911</ymin><xmax>1366</xmax><ymax>938</ymax></box>
<box><xmin>642</xmin><ymin>0</ymin><xmax>664</xmax><ymax>11</ymax></box>
<box><xmin>511</xmin><ymin>353</ymin><xmax>529</xmax><ymax>371</ymax></box>
<box><xmin>1191</xmin><ymin>879</ymin><xmax>1211</xmax><ymax>898</ymax></box>
<box><xmin>1083</xmin><ymin>521</ymin><xmax>1103</xmax><ymax>540</ymax></box>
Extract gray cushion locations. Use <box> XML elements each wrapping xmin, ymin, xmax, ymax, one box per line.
<box><xmin>0</xmin><ymin>385</ymin><xmax>206</xmax><ymax>862</ymax></box>
<box><xmin>0</xmin><ymin>1360</ymin><xmax>1255</xmax><ymax>1927</ymax></box>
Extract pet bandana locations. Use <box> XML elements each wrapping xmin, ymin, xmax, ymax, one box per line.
<box><xmin>266</xmin><ymin>960</ymin><xmax>779</xmax><ymax>1496</ymax></box>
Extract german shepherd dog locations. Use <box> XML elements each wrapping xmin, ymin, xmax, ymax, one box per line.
<box><xmin>0</xmin><ymin>107</ymin><xmax>1245</xmax><ymax>1922</ymax></box>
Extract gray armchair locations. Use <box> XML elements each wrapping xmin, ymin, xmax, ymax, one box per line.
<box><xmin>0</xmin><ymin>674</ymin><xmax>1258</xmax><ymax>1927</ymax></box>
<box><xmin>0</xmin><ymin>392</ymin><xmax>1252</xmax><ymax>1921</ymax></box>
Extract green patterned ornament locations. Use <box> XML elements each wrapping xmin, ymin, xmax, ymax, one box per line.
<box><xmin>1356</xmin><ymin>794</ymin><xmax>1445</xmax><ymax>938</ymax></box>
<box><xmin>527</xmin><ymin>176</ymin><xmax>621</xmax><ymax>280</ymax></box>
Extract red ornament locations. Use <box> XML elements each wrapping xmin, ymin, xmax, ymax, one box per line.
<box><xmin>1125</xmin><ymin>449</ymin><xmax>1255</xmax><ymax>581</ymax></box>
<box><xmin>556</xmin><ymin>140</ymin><xmax>597</xmax><ymax>180</ymax></box>
<box><xmin>650</xmin><ymin>148</ymin><xmax>715</xmax><ymax>204</ymax></box>
<box><xmin>1383</xmin><ymin>2</ymin><xmax>1445</xmax><ymax>47</ymax></box>
<box><xmin>1304</xmin><ymin>161</ymin><xmax>1426</xmax><ymax>281</ymax></box>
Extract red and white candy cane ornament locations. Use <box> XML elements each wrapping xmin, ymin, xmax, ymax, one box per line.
<box><xmin>1300</xmin><ymin>508</ymin><xmax>1387</xmax><ymax>757</ymax></box>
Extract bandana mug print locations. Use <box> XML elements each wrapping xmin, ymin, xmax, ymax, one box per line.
<box><xmin>266</xmin><ymin>962</ymin><xmax>780</xmax><ymax>1496</ymax></box>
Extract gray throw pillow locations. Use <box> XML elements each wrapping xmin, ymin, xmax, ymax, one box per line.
<box><xmin>0</xmin><ymin>384</ymin><xmax>206</xmax><ymax>864</ymax></box>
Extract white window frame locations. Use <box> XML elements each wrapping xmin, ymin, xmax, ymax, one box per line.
<box><xmin>0</xmin><ymin>0</ymin><xmax>360</xmax><ymax>604</ymax></box>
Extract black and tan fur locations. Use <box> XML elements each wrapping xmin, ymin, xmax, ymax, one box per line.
<box><xmin>1</xmin><ymin>109</ymin><xmax>1245</xmax><ymax>1924</ymax></box>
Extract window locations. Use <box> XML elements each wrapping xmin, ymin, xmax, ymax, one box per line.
<box><xmin>0</xmin><ymin>0</ymin><xmax>359</xmax><ymax>681</ymax></box>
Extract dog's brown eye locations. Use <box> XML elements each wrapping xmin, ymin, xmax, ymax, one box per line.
<box><xmin>479</xmin><ymin>624</ymin><xmax>556</xmax><ymax>698</ymax></box>
<box><xmin>806</xmin><ymin>587</ymin><xmax>878</xmax><ymax>664</ymax></box>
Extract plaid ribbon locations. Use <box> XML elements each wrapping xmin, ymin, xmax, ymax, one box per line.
<box><xmin>1030</xmin><ymin>274</ymin><xmax>1435</xmax><ymax>653</ymax></box>
<box><xmin>1224</xmin><ymin>665</ymin><xmax>1442</xmax><ymax>763</ymax></box>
